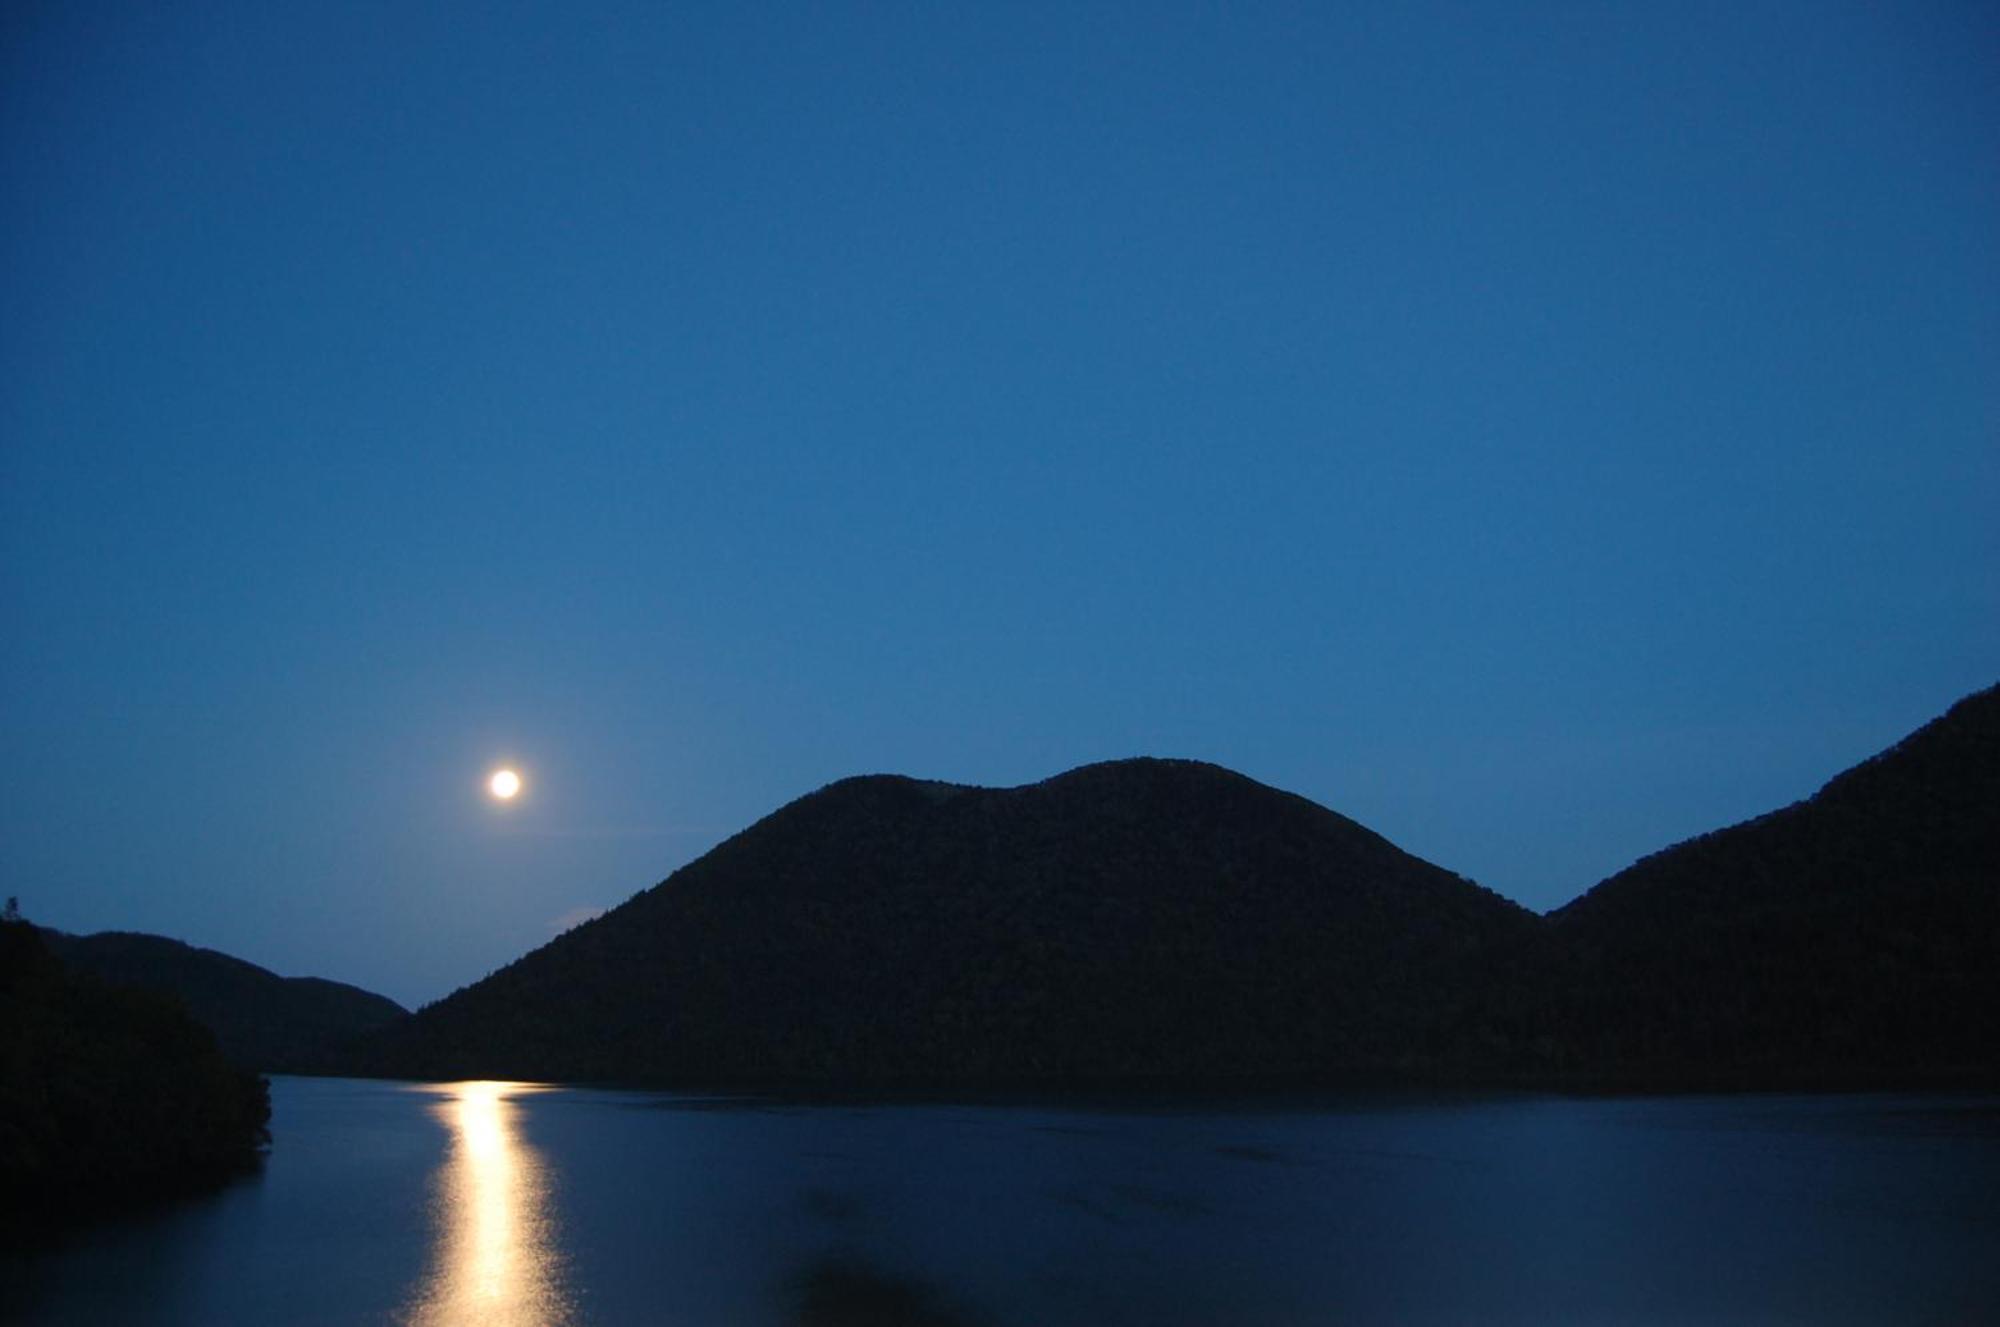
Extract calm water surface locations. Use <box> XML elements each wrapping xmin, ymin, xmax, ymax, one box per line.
<box><xmin>6</xmin><ymin>1078</ymin><xmax>1998</xmax><ymax>1325</ymax></box>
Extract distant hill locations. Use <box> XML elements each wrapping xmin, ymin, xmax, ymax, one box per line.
<box><xmin>46</xmin><ymin>932</ymin><xmax>407</xmax><ymax>1076</ymax></box>
<box><xmin>370</xmin><ymin>758</ymin><xmax>1538</xmax><ymax>1087</ymax></box>
<box><xmin>1466</xmin><ymin>682</ymin><xmax>2000</xmax><ymax>1089</ymax></box>
<box><xmin>1</xmin><ymin>919</ymin><xmax>269</xmax><ymax>1224</ymax></box>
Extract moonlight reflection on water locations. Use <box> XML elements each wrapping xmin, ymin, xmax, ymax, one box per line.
<box><xmin>403</xmin><ymin>1082</ymin><xmax>574</xmax><ymax>1327</ymax></box>
<box><xmin>5</xmin><ymin>1078</ymin><xmax>1998</xmax><ymax>1325</ymax></box>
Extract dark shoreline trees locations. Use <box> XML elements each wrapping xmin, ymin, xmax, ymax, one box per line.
<box><xmin>0</xmin><ymin>917</ymin><xmax>270</xmax><ymax>1229</ymax></box>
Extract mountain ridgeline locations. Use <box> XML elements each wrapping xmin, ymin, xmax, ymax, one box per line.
<box><xmin>46</xmin><ymin>932</ymin><xmax>408</xmax><ymax>1076</ymax></box>
<box><xmin>367</xmin><ymin>683</ymin><xmax>1996</xmax><ymax>1091</ymax></box>
<box><xmin>1482</xmin><ymin>681</ymin><xmax>1999</xmax><ymax>1089</ymax></box>
<box><xmin>373</xmin><ymin>760</ymin><xmax>1538</xmax><ymax>1087</ymax></box>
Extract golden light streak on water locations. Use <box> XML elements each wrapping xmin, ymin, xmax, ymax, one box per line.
<box><xmin>402</xmin><ymin>1081</ymin><xmax>574</xmax><ymax>1327</ymax></box>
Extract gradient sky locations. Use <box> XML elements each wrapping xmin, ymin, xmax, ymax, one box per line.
<box><xmin>4</xmin><ymin>2</ymin><xmax>1994</xmax><ymax>1007</ymax></box>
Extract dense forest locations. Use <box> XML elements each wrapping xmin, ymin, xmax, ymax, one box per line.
<box><xmin>0</xmin><ymin>916</ymin><xmax>270</xmax><ymax>1227</ymax></box>
<box><xmin>46</xmin><ymin>931</ymin><xmax>406</xmax><ymax>1075</ymax></box>
<box><xmin>364</xmin><ymin>684</ymin><xmax>1998</xmax><ymax>1093</ymax></box>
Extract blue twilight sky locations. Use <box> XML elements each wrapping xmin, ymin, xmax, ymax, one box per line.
<box><xmin>3</xmin><ymin>2</ymin><xmax>1994</xmax><ymax>1007</ymax></box>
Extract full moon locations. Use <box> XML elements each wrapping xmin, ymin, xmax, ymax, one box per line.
<box><xmin>488</xmin><ymin>768</ymin><xmax>522</xmax><ymax>800</ymax></box>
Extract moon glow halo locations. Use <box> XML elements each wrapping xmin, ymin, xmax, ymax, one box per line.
<box><xmin>489</xmin><ymin>768</ymin><xmax>523</xmax><ymax>801</ymax></box>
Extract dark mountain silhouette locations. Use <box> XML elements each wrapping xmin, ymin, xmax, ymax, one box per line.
<box><xmin>1460</xmin><ymin>682</ymin><xmax>2000</xmax><ymax>1088</ymax></box>
<box><xmin>367</xmin><ymin>684</ymin><xmax>1997</xmax><ymax>1092</ymax></box>
<box><xmin>1</xmin><ymin>918</ymin><xmax>269</xmax><ymax>1226</ymax></box>
<box><xmin>45</xmin><ymin>931</ymin><xmax>407</xmax><ymax>1076</ymax></box>
<box><xmin>370</xmin><ymin>758</ymin><xmax>1538</xmax><ymax>1087</ymax></box>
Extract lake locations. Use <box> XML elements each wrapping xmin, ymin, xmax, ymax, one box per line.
<box><xmin>5</xmin><ymin>1077</ymin><xmax>1997</xmax><ymax>1325</ymax></box>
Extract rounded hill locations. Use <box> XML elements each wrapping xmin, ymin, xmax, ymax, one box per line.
<box><xmin>373</xmin><ymin>758</ymin><xmax>1537</xmax><ymax>1087</ymax></box>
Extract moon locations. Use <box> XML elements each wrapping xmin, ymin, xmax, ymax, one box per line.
<box><xmin>488</xmin><ymin>768</ymin><xmax>523</xmax><ymax>801</ymax></box>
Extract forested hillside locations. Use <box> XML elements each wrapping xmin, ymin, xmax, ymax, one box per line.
<box><xmin>1</xmin><ymin>918</ymin><xmax>270</xmax><ymax>1226</ymax></box>
<box><xmin>1454</xmin><ymin>684</ymin><xmax>1999</xmax><ymax>1088</ymax></box>
<box><xmin>370</xmin><ymin>758</ymin><xmax>1538</xmax><ymax>1087</ymax></box>
<box><xmin>364</xmin><ymin>685</ymin><xmax>1998</xmax><ymax>1093</ymax></box>
<box><xmin>47</xmin><ymin>931</ymin><xmax>406</xmax><ymax>1075</ymax></box>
